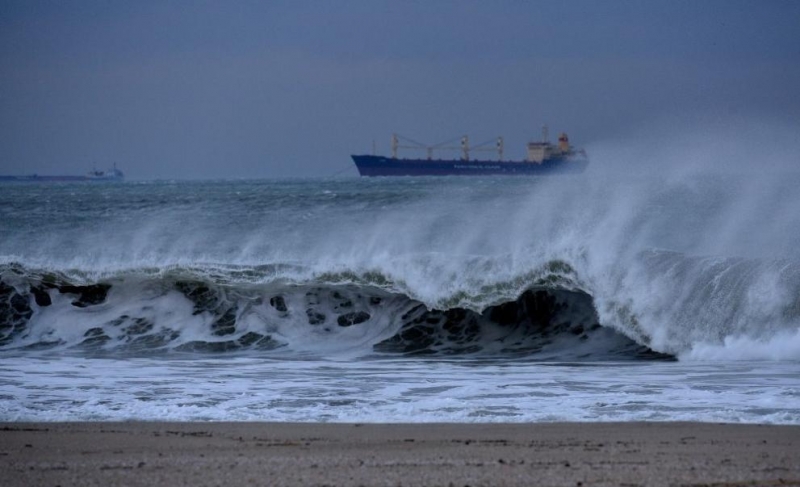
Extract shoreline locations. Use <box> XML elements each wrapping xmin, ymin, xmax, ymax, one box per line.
<box><xmin>2</xmin><ymin>422</ymin><xmax>799</xmax><ymax>486</ymax></box>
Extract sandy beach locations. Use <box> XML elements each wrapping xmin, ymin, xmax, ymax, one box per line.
<box><xmin>1</xmin><ymin>422</ymin><xmax>798</xmax><ymax>486</ymax></box>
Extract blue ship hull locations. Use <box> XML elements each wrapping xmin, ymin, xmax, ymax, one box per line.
<box><xmin>351</xmin><ymin>155</ymin><xmax>588</xmax><ymax>177</ymax></box>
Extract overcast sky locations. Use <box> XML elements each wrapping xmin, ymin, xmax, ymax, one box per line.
<box><xmin>1</xmin><ymin>0</ymin><xmax>798</xmax><ymax>179</ymax></box>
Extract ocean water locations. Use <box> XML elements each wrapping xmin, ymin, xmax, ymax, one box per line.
<box><xmin>1</xmin><ymin>172</ymin><xmax>799</xmax><ymax>423</ymax></box>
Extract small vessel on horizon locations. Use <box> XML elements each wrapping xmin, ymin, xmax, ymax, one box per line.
<box><xmin>0</xmin><ymin>164</ymin><xmax>125</xmax><ymax>182</ymax></box>
<box><xmin>352</xmin><ymin>126</ymin><xmax>588</xmax><ymax>177</ymax></box>
<box><xmin>84</xmin><ymin>164</ymin><xmax>125</xmax><ymax>181</ymax></box>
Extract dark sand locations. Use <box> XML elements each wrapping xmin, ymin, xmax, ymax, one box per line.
<box><xmin>1</xmin><ymin>422</ymin><xmax>799</xmax><ymax>486</ymax></box>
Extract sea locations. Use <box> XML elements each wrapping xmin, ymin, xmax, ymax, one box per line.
<box><xmin>1</xmin><ymin>169</ymin><xmax>799</xmax><ymax>423</ymax></box>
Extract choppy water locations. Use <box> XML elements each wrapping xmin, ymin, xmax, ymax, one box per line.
<box><xmin>1</xmin><ymin>169</ymin><xmax>799</xmax><ymax>423</ymax></box>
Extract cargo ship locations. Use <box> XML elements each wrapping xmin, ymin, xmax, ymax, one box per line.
<box><xmin>0</xmin><ymin>164</ymin><xmax>124</xmax><ymax>182</ymax></box>
<box><xmin>352</xmin><ymin>128</ymin><xmax>588</xmax><ymax>177</ymax></box>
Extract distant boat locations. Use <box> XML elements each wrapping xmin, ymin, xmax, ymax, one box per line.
<box><xmin>0</xmin><ymin>164</ymin><xmax>125</xmax><ymax>182</ymax></box>
<box><xmin>84</xmin><ymin>164</ymin><xmax>125</xmax><ymax>181</ymax></box>
<box><xmin>352</xmin><ymin>127</ymin><xmax>588</xmax><ymax>177</ymax></box>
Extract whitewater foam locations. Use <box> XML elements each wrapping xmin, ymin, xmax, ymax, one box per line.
<box><xmin>684</xmin><ymin>328</ymin><xmax>800</xmax><ymax>361</ymax></box>
<box><xmin>1</xmin><ymin>355</ymin><xmax>797</xmax><ymax>423</ymax></box>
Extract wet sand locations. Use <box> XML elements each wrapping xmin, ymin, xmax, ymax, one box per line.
<box><xmin>1</xmin><ymin>422</ymin><xmax>799</xmax><ymax>486</ymax></box>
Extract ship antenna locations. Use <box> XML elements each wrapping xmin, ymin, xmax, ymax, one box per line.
<box><xmin>542</xmin><ymin>125</ymin><xmax>549</xmax><ymax>143</ymax></box>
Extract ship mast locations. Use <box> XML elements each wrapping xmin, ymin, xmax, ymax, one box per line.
<box><xmin>497</xmin><ymin>137</ymin><xmax>503</xmax><ymax>160</ymax></box>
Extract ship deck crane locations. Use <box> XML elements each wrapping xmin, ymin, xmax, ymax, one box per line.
<box><xmin>391</xmin><ymin>134</ymin><xmax>503</xmax><ymax>161</ymax></box>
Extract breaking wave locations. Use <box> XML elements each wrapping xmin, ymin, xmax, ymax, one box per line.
<box><xmin>0</xmin><ymin>261</ymin><xmax>668</xmax><ymax>360</ymax></box>
<box><xmin>3</xmin><ymin>247</ymin><xmax>799</xmax><ymax>361</ymax></box>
